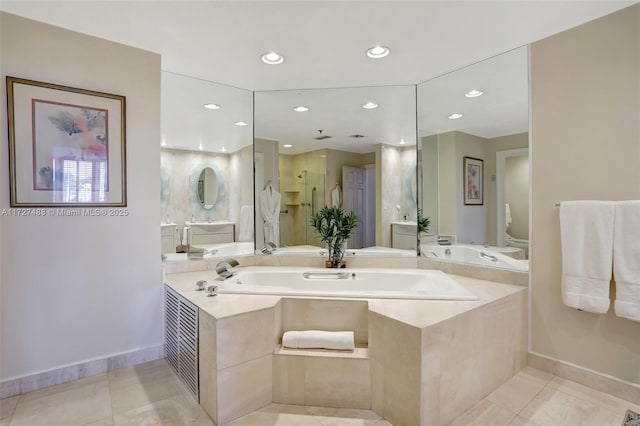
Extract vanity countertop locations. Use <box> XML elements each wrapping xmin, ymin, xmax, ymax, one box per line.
<box><xmin>161</xmin><ymin>222</ymin><xmax>178</xmax><ymax>228</ymax></box>
<box><xmin>186</xmin><ymin>221</ymin><xmax>234</xmax><ymax>226</ymax></box>
<box><xmin>164</xmin><ymin>268</ymin><xmax>525</xmax><ymax>328</ymax></box>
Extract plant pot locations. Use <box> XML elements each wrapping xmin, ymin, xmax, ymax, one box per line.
<box><xmin>325</xmin><ymin>260</ymin><xmax>347</xmax><ymax>268</ymax></box>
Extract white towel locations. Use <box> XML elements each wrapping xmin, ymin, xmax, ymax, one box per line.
<box><xmin>181</xmin><ymin>226</ymin><xmax>189</xmax><ymax>246</ymax></box>
<box><xmin>331</xmin><ymin>186</ymin><xmax>342</xmax><ymax>207</ymax></box>
<box><xmin>559</xmin><ymin>201</ymin><xmax>615</xmax><ymax>314</ymax></box>
<box><xmin>239</xmin><ymin>205</ymin><xmax>254</xmax><ymax>242</ymax></box>
<box><xmin>613</xmin><ymin>200</ymin><xmax>640</xmax><ymax>322</ymax></box>
<box><xmin>282</xmin><ymin>330</ymin><xmax>354</xmax><ymax>350</ymax></box>
<box><xmin>505</xmin><ymin>203</ymin><xmax>513</xmax><ymax>227</ymax></box>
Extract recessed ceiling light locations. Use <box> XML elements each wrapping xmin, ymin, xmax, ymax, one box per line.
<box><xmin>465</xmin><ymin>89</ymin><xmax>484</xmax><ymax>98</ymax></box>
<box><xmin>283</xmin><ymin>144</ymin><xmax>292</xmax><ymax>148</ymax></box>
<box><xmin>366</xmin><ymin>45</ymin><xmax>390</xmax><ymax>59</ymax></box>
<box><xmin>221</xmin><ymin>147</ymin><xmax>226</xmax><ymax>153</ymax></box>
<box><xmin>234</xmin><ymin>121</ymin><xmax>248</xmax><ymax>126</ymax></box>
<box><xmin>293</xmin><ymin>106</ymin><xmax>309</xmax><ymax>112</ymax></box>
<box><xmin>261</xmin><ymin>52</ymin><xmax>284</xmax><ymax>65</ymax></box>
<box><xmin>161</xmin><ymin>139</ymin><xmax>167</xmax><ymax>147</ymax></box>
<box><xmin>198</xmin><ymin>143</ymin><xmax>203</xmax><ymax>151</ymax></box>
<box><xmin>448</xmin><ymin>113</ymin><xmax>463</xmax><ymax>120</ymax></box>
<box><xmin>362</xmin><ymin>102</ymin><xmax>378</xmax><ymax>109</ymax></box>
<box><xmin>400</xmin><ymin>138</ymin><xmax>406</xmax><ymax>145</ymax></box>
<box><xmin>203</xmin><ymin>103</ymin><xmax>220</xmax><ymax>110</ymax></box>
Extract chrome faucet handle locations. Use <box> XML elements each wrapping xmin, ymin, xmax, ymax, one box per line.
<box><xmin>196</xmin><ymin>280</ymin><xmax>207</xmax><ymax>291</ymax></box>
<box><xmin>206</xmin><ymin>285</ymin><xmax>218</xmax><ymax>297</ymax></box>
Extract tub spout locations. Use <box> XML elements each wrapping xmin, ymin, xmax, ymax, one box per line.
<box><xmin>216</xmin><ymin>258</ymin><xmax>239</xmax><ymax>280</ymax></box>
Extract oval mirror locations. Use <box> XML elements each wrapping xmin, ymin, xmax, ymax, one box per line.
<box><xmin>197</xmin><ymin>167</ymin><xmax>218</xmax><ymax>209</ymax></box>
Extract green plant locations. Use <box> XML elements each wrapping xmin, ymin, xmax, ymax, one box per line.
<box><xmin>417</xmin><ymin>208</ymin><xmax>431</xmax><ymax>234</ymax></box>
<box><xmin>310</xmin><ymin>205</ymin><xmax>357</xmax><ymax>268</ymax></box>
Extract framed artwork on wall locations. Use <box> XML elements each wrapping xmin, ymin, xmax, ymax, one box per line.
<box><xmin>463</xmin><ymin>156</ymin><xmax>483</xmax><ymax>205</ymax></box>
<box><xmin>6</xmin><ymin>76</ymin><xmax>126</xmax><ymax>207</ymax></box>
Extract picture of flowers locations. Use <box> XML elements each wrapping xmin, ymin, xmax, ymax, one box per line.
<box><xmin>7</xmin><ymin>77</ymin><xmax>126</xmax><ymax>207</ymax></box>
<box><xmin>464</xmin><ymin>156</ymin><xmax>483</xmax><ymax>205</ymax></box>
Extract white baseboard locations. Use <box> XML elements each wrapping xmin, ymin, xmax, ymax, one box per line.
<box><xmin>0</xmin><ymin>344</ymin><xmax>165</xmax><ymax>399</ymax></box>
<box><xmin>528</xmin><ymin>351</ymin><xmax>640</xmax><ymax>404</ymax></box>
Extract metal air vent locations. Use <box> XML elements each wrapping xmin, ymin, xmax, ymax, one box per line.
<box><xmin>349</xmin><ymin>134</ymin><xmax>366</xmax><ymax>138</ymax></box>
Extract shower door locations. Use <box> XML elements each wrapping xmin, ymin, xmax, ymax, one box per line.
<box><xmin>302</xmin><ymin>172</ymin><xmax>325</xmax><ymax>246</ymax></box>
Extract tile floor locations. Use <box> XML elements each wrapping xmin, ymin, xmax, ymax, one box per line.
<box><xmin>0</xmin><ymin>360</ymin><xmax>637</xmax><ymax>426</ymax></box>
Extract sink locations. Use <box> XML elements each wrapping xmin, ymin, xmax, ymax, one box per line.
<box><xmin>186</xmin><ymin>220</ymin><xmax>233</xmax><ymax>226</ymax></box>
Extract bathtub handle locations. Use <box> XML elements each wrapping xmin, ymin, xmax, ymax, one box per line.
<box><xmin>302</xmin><ymin>271</ymin><xmax>350</xmax><ymax>280</ymax></box>
<box><xmin>480</xmin><ymin>251</ymin><xmax>498</xmax><ymax>262</ymax></box>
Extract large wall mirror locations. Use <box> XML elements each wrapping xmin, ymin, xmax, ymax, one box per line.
<box><xmin>160</xmin><ymin>72</ymin><xmax>254</xmax><ymax>259</ymax></box>
<box><xmin>417</xmin><ymin>46</ymin><xmax>530</xmax><ymax>267</ymax></box>
<box><xmin>254</xmin><ymin>85</ymin><xmax>418</xmax><ymax>256</ymax></box>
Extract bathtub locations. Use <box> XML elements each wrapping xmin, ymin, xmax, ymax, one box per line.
<box><xmin>422</xmin><ymin>244</ymin><xmax>529</xmax><ymax>272</ymax></box>
<box><xmin>272</xmin><ymin>245</ymin><xmax>416</xmax><ymax>257</ymax></box>
<box><xmin>217</xmin><ymin>266</ymin><xmax>478</xmax><ymax>300</ymax></box>
<box><xmin>163</xmin><ymin>241</ymin><xmax>254</xmax><ymax>261</ymax></box>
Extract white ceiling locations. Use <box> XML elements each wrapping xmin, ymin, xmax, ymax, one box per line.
<box><xmin>2</xmin><ymin>1</ymin><xmax>632</xmax><ymax>154</ymax></box>
<box><xmin>0</xmin><ymin>1</ymin><xmax>632</xmax><ymax>91</ymax></box>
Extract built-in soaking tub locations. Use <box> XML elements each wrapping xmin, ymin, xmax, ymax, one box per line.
<box><xmin>272</xmin><ymin>245</ymin><xmax>416</xmax><ymax>257</ymax></box>
<box><xmin>422</xmin><ymin>244</ymin><xmax>529</xmax><ymax>272</ymax></box>
<box><xmin>217</xmin><ymin>266</ymin><xmax>478</xmax><ymax>300</ymax></box>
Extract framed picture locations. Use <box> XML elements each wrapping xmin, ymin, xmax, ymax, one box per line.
<box><xmin>463</xmin><ymin>156</ymin><xmax>483</xmax><ymax>205</ymax></box>
<box><xmin>6</xmin><ymin>76</ymin><xmax>126</xmax><ymax>207</ymax></box>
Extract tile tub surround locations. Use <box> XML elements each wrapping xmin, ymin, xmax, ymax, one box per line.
<box><xmin>163</xmin><ymin>252</ymin><xmax>529</xmax><ymax>287</ymax></box>
<box><xmin>165</xmin><ymin>269</ymin><xmax>528</xmax><ymax>425</ymax></box>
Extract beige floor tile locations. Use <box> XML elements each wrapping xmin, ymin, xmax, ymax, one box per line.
<box><xmin>0</xmin><ymin>396</ymin><xmax>19</xmax><ymax>426</ymax></box>
<box><xmin>520</xmin><ymin>387</ymin><xmax>624</xmax><ymax>426</ymax></box>
<box><xmin>508</xmin><ymin>415</ymin><xmax>540</xmax><ymax>426</ymax></box>
<box><xmin>547</xmin><ymin>376</ymin><xmax>640</xmax><ymax>416</ymax></box>
<box><xmin>372</xmin><ymin>421</ymin><xmax>393</xmax><ymax>426</ymax></box>
<box><xmin>226</xmin><ymin>411</ymin><xmax>322</xmax><ymax>426</ymax></box>
<box><xmin>486</xmin><ymin>367</ymin><xmax>552</xmax><ymax>413</ymax></box>
<box><xmin>9</xmin><ymin>375</ymin><xmax>112</xmax><ymax>426</ymax></box>
<box><xmin>108</xmin><ymin>359</ymin><xmax>191</xmax><ymax>415</ymax></box>
<box><xmin>258</xmin><ymin>403</ymin><xmax>312</xmax><ymax>415</ymax></box>
<box><xmin>112</xmin><ymin>394</ymin><xmax>213</xmax><ymax>426</ymax></box>
<box><xmin>309</xmin><ymin>406</ymin><xmax>381</xmax><ymax>426</ymax></box>
<box><xmin>448</xmin><ymin>399</ymin><xmax>517</xmax><ymax>426</ymax></box>
<box><xmin>449</xmin><ymin>399</ymin><xmax>516</xmax><ymax>426</ymax></box>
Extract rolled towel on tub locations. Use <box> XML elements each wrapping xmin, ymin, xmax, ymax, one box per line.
<box><xmin>282</xmin><ymin>330</ymin><xmax>355</xmax><ymax>350</ymax></box>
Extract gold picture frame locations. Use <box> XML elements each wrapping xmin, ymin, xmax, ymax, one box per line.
<box><xmin>6</xmin><ymin>76</ymin><xmax>126</xmax><ymax>207</ymax></box>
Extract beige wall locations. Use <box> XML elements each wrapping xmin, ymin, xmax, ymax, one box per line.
<box><xmin>505</xmin><ymin>155</ymin><xmax>529</xmax><ymax>240</ymax></box>
<box><xmin>438</xmin><ymin>132</ymin><xmax>457</xmax><ymax>237</ymax></box>
<box><xmin>1</xmin><ymin>13</ymin><xmax>162</xmax><ymax>379</ymax></box>
<box><xmin>530</xmin><ymin>4</ymin><xmax>640</xmax><ymax>384</ymax></box>
<box><xmin>485</xmin><ymin>133</ymin><xmax>529</xmax><ymax>245</ymax></box>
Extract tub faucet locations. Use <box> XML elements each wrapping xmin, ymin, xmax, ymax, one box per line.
<box><xmin>260</xmin><ymin>242</ymin><xmax>277</xmax><ymax>255</ymax></box>
<box><xmin>216</xmin><ymin>258</ymin><xmax>239</xmax><ymax>280</ymax></box>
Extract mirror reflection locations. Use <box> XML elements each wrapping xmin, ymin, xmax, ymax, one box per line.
<box><xmin>160</xmin><ymin>71</ymin><xmax>254</xmax><ymax>260</ymax></box>
<box><xmin>197</xmin><ymin>167</ymin><xmax>219</xmax><ymax>209</ymax></box>
<box><xmin>254</xmin><ymin>85</ymin><xmax>417</xmax><ymax>256</ymax></box>
<box><xmin>417</xmin><ymin>46</ymin><xmax>530</xmax><ymax>269</ymax></box>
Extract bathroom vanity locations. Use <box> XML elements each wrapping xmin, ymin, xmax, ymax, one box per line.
<box><xmin>186</xmin><ymin>221</ymin><xmax>235</xmax><ymax>245</ymax></box>
<box><xmin>161</xmin><ymin>223</ymin><xmax>178</xmax><ymax>254</ymax></box>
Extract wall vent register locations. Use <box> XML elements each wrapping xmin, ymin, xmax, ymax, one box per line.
<box><xmin>165</xmin><ymin>285</ymin><xmax>199</xmax><ymax>401</ymax></box>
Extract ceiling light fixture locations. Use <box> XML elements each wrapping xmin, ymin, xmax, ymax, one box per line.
<box><xmin>261</xmin><ymin>52</ymin><xmax>284</xmax><ymax>65</ymax></box>
<box><xmin>465</xmin><ymin>89</ymin><xmax>484</xmax><ymax>98</ymax></box>
<box><xmin>293</xmin><ymin>106</ymin><xmax>309</xmax><ymax>112</ymax></box>
<box><xmin>366</xmin><ymin>45</ymin><xmax>390</xmax><ymax>59</ymax></box>
<box><xmin>400</xmin><ymin>138</ymin><xmax>406</xmax><ymax>145</ymax></box>
<box><xmin>161</xmin><ymin>139</ymin><xmax>167</xmax><ymax>147</ymax></box>
<box><xmin>362</xmin><ymin>102</ymin><xmax>378</xmax><ymax>109</ymax></box>
<box><xmin>198</xmin><ymin>143</ymin><xmax>204</xmax><ymax>150</ymax></box>
<box><xmin>221</xmin><ymin>146</ymin><xmax>226</xmax><ymax>152</ymax></box>
<box><xmin>448</xmin><ymin>113</ymin><xmax>463</xmax><ymax>120</ymax></box>
<box><xmin>204</xmin><ymin>103</ymin><xmax>220</xmax><ymax>110</ymax></box>
<box><xmin>283</xmin><ymin>144</ymin><xmax>292</xmax><ymax>148</ymax></box>
<box><xmin>234</xmin><ymin>121</ymin><xmax>248</xmax><ymax>126</ymax></box>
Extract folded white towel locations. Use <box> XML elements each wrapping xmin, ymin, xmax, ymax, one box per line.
<box><xmin>559</xmin><ymin>201</ymin><xmax>615</xmax><ymax>314</ymax></box>
<box><xmin>181</xmin><ymin>226</ymin><xmax>189</xmax><ymax>246</ymax></box>
<box><xmin>239</xmin><ymin>205</ymin><xmax>254</xmax><ymax>242</ymax></box>
<box><xmin>282</xmin><ymin>330</ymin><xmax>354</xmax><ymax>351</ymax></box>
<box><xmin>613</xmin><ymin>200</ymin><xmax>640</xmax><ymax>322</ymax></box>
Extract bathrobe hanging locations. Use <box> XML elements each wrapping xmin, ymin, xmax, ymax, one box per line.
<box><xmin>259</xmin><ymin>184</ymin><xmax>281</xmax><ymax>246</ymax></box>
<box><xmin>331</xmin><ymin>184</ymin><xmax>342</xmax><ymax>207</ymax></box>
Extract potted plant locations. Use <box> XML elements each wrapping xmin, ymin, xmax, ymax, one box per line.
<box><xmin>310</xmin><ymin>205</ymin><xmax>357</xmax><ymax>268</ymax></box>
<box><xmin>417</xmin><ymin>208</ymin><xmax>431</xmax><ymax>256</ymax></box>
